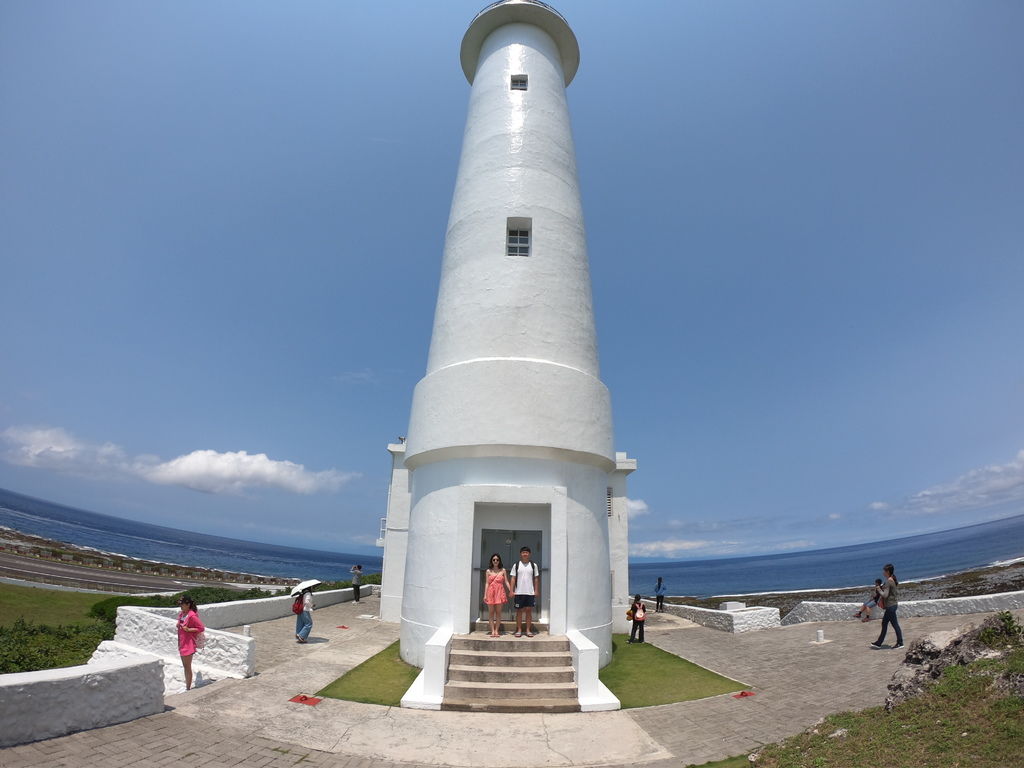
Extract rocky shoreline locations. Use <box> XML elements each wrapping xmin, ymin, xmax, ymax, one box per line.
<box><xmin>0</xmin><ymin>526</ymin><xmax>295</xmax><ymax>587</ymax></box>
<box><xmin>667</xmin><ymin>559</ymin><xmax>1024</xmax><ymax>617</ymax></box>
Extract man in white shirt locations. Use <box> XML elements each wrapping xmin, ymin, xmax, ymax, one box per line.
<box><xmin>510</xmin><ymin>546</ymin><xmax>540</xmax><ymax>637</ymax></box>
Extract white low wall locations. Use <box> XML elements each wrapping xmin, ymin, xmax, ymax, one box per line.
<box><xmin>0</xmin><ymin>657</ymin><xmax>164</xmax><ymax>747</ymax></box>
<box><xmin>781</xmin><ymin>590</ymin><xmax>1024</xmax><ymax>625</ymax></box>
<box><xmin>662</xmin><ymin>603</ymin><xmax>781</xmax><ymax>632</ymax></box>
<box><xmin>193</xmin><ymin>585</ymin><xmax>369</xmax><ymax>629</ymax></box>
<box><xmin>89</xmin><ymin>605</ymin><xmax>256</xmax><ymax>693</ymax></box>
<box><xmin>567</xmin><ymin>629</ymin><xmax>619</xmax><ymax>711</ymax></box>
<box><xmin>401</xmin><ymin>626</ymin><xmax>451</xmax><ymax>710</ymax></box>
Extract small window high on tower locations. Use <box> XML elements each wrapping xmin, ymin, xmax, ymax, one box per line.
<box><xmin>510</xmin><ymin>74</ymin><xmax>528</xmax><ymax>90</ymax></box>
<box><xmin>507</xmin><ymin>217</ymin><xmax>531</xmax><ymax>257</ymax></box>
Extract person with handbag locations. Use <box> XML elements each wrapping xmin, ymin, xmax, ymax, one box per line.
<box><xmin>627</xmin><ymin>594</ymin><xmax>647</xmax><ymax>644</ymax></box>
<box><xmin>176</xmin><ymin>594</ymin><xmax>205</xmax><ymax>690</ymax></box>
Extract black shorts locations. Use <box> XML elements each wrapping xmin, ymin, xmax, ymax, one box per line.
<box><xmin>514</xmin><ymin>595</ymin><xmax>536</xmax><ymax>609</ymax></box>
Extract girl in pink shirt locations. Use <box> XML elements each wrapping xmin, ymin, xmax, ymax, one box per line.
<box><xmin>176</xmin><ymin>594</ymin><xmax>205</xmax><ymax>690</ymax></box>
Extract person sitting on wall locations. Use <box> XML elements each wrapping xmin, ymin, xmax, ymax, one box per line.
<box><xmin>510</xmin><ymin>546</ymin><xmax>540</xmax><ymax>638</ymax></box>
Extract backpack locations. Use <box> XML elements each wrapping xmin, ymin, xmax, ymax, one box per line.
<box><xmin>292</xmin><ymin>595</ymin><xmax>304</xmax><ymax>614</ymax></box>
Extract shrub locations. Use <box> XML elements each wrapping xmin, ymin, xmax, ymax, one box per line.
<box><xmin>88</xmin><ymin>595</ymin><xmax>178</xmax><ymax>623</ymax></box>
<box><xmin>0</xmin><ymin>618</ymin><xmax>114</xmax><ymax>674</ymax></box>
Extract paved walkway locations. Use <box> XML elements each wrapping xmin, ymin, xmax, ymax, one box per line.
<box><xmin>1</xmin><ymin>597</ymin><xmax>1007</xmax><ymax>768</ymax></box>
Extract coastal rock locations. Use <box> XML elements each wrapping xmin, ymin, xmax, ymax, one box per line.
<box><xmin>885</xmin><ymin>614</ymin><xmax>1017</xmax><ymax>711</ymax></box>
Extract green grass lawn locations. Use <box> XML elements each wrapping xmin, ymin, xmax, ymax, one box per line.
<box><xmin>600</xmin><ymin>634</ymin><xmax>745</xmax><ymax>708</ymax></box>
<box><xmin>0</xmin><ymin>582</ymin><xmax>107</xmax><ymax>627</ymax></box>
<box><xmin>317</xmin><ymin>641</ymin><xmax>419</xmax><ymax>706</ymax></box>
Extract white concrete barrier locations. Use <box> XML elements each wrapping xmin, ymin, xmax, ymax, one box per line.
<box><xmin>89</xmin><ymin>605</ymin><xmax>256</xmax><ymax>693</ymax></box>
<box><xmin>192</xmin><ymin>586</ymin><xmax>369</xmax><ymax>629</ymax></box>
<box><xmin>781</xmin><ymin>590</ymin><xmax>1024</xmax><ymax>625</ymax></box>
<box><xmin>567</xmin><ymin>629</ymin><xmax>619</xmax><ymax>711</ymax></box>
<box><xmin>401</xmin><ymin>626</ymin><xmax>452</xmax><ymax>710</ymax></box>
<box><xmin>0</xmin><ymin>657</ymin><xmax>164</xmax><ymax>747</ymax></box>
<box><xmin>662</xmin><ymin>603</ymin><xmax>781</xmax><ymax>632</ymax></box>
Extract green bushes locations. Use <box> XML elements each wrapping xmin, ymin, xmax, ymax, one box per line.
<box><xmin>88</xmin><ymin>595</ymin><xmax>178</xmax><ymax>623</ymax></box>
<box><xmin>0</xmin><ymin>618</ymin><xmax>114</xmax><ymax>674</ymax></box>
<box><xmin>87</xmin><ymin>587</ymin><xmax>288</xmax><ymax>623</ymax></box>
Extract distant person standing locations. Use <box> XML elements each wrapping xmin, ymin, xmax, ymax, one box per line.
<box><xmin>654</xmin><ymin>577</ymin><xmax>666</xmax><ymax>612</ymax></box>
<box><xmin>176</xmin><ymin>594</ymin><xmax>205</xmax><ymax>690</ymax></box>
<box><xmin>350</xmin><ymin>564</ymin><xmax>363</xmax><ymax>603</ymax></box>
<box><xmin>510</xmin><ymin>546</ymin><xmax>539</xmax><ymax>637</ymax></box>
<box><xmin>870</xmin><ymin>564</ymin><xmax>904</xmax><ymax>650</ymax></box>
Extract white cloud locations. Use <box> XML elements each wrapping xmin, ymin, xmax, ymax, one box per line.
<box><xmin>630</xmin><ymin>538</ymin><xmax>712</xmax><ymax>557</ymax></box>
<box><xmin>828</xmin><ymin>513</ymin><xmax>842</xmax><ymax>520</ymax></box>
<box><xmin>868</xmin><ymin>501</ymin><xmax>889</xmax><ymax>510</ymax></box>
<box><xmin>137</xmin><ymin>450</ymin><xmax>354</xmax><ymax>495</ymax></box>
<box><xmin>626</xmin><ymin>498</ymin><xmax>649</xmax><ymax>519</ymax></box>
<box><xmin>1</xmin><ymin>426</ymin><xmax>129</xmax><ymax>476</ymax></box>
<box><xmin>2</xmin><ymin>425</ymin><xmax>356</xmax><ymax>496</ymax></box>
<box><xmin>883</xmin><ymin>449</ymin><xmax>1024</xmax><ymax>517</ymax></box>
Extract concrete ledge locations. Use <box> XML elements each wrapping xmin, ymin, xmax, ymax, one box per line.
<box><xmin>0</xmin><ymin>657</ymin><xmax>164</xmax><ymax>747</ymax></box>
<box><xmin>781</xmin><ymin>590</ymin><xmax>1024</xmax><ymax>625</ymax></box>
<box><xmin>662</xmin><ymin>603</ymin><xmax>781</xmax><ymax>632</ymax></box>
<box><xmin>189</xmin><ymin>586</ymin><xmax>368</xmax><ymax>629</ymax></box>
<box><xmin>401</xmin><ymin>626</ymin><xmax>452</xmax><ymax>710</ymax></box>
<box><xmin>567</xmin><ymin>629</ymin><xmax>619</xmax><ymax>711</ymax></box>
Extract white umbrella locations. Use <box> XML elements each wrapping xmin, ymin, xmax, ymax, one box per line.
<box><xmin>290</xmin><ymin>579</ymin><xmax>321</xmax><ymax>597</ymax></box>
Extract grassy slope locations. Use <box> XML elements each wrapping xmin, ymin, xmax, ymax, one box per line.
<box><xmin>600</xmin><ymin>633</ymin><xmax>744</xmax><ymax>708</ymax></box>
<box><xmin>0</xmin><ymin>582</ymin><xmax>105</xmax><ymax>627</ymax></box>
<box><xmin>751</xmin><ymin>649</ymin><xmax>1024</xmax><ymax>768</ymax></box>
<box><xmin>317</xmin><ymin>641</ymin><xmax>419</xmax><ymax>706</ymax></box>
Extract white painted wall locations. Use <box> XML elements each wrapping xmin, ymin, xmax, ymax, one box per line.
<box><xmin>609</xmin><ymin>453</ymin><xmax>635</xmax><ymax>634</ymax></box>
<box><xmin>781</xmin><ymin>590</ymin><xmax>1024</xmax><ymax>625</ymax></box>
<box><xmin>380</xmin><ymin>443</ymin><xmax>411</xmax><ymax>623</ymax></box>
<box><xmin>0</xmin><ymin>657</ymin><xmax>164</xmax><ymax>747</ymax></box>
<box><xmin>661</xmin><ymin>603</ymin><xmax>782</xmax><ymax>633</ymax></box>
<box><xmin>399</xmin><ymin>458</ymin><xmax>613</xmax><ymax>667</ymax></box>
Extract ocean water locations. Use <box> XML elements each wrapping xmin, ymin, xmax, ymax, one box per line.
<box><xmin>1</xmin><ymin>487</ymin><xmax>1021</xmax><ymax>596</ymax></box>
<box><xmin>0</xmin><ymin>487</ymin><xmax>381</xmax><ymax>582</ymax></box>
<box><xmin>630</xmin><ymin>513</ymin><xmax>1024</xmax><ymax>597</ymax></box>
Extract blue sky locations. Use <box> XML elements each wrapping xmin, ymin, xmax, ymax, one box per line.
<box><xmin>1</xmin><ymin>1</ymin><xmax>1022</xmax><ymax>559</ymax></box>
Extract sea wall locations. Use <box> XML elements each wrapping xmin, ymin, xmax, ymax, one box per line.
<box><xmin>661</xmin><ymin>603</ymin><xmax>781</xmax><ymax>632</ymax></box>
<box><xmin>781</xmin><ymin>589</ymin><xmax>1024</xmax><ymax>625</ymax></box>
<box><xmin>0</xmin><ymin>657</ymin><xmax>164</xmax><ymax>748</ymax></box>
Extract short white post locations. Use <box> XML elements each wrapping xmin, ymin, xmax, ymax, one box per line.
<box><xmin>816</xmin><ymin>629</ymin><xmax>825</xmax><ymax>643</ymax></box>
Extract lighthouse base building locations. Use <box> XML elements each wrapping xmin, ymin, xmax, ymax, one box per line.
<box><xmin>378</xmin><ymin>0</ymin><xmax>634</xmax><ymax>711</ymax></box>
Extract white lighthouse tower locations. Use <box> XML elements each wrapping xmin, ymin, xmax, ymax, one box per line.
<box><xmin>379</xmin><ymin>0</ymin><xmax>634</xmax><ymax>709</ymax></box>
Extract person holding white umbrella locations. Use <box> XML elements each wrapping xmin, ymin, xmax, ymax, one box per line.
<box><xmin>292</xmin><ymin>579</ymin><xmax>320</xmax><ymax>643</ymax></box>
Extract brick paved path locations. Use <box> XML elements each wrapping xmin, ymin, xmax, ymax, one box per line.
<box><xmin>1</xmin><ymin>597</ymin><xmax>1004</xmax><ymax>768</ymax></box>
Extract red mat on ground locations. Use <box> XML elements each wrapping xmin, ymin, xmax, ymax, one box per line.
<box><xmin>732</xmin><ymin>690</ymin><xmax>756</xmax><ymax>698</ymax></box>
<box><xmin>336</xmin><ymin>625</ymin><xmax>349</xmax><ymax>629</ymax></box>
<box><xmin>289</xmin><ymin>694</ymin><xmax>322</xmax><ymax>706</ymax></box>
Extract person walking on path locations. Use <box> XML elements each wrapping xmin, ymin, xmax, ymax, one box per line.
<box><xmin>654</xmin><ymin>577</ymin><xmax>666</xmax><ymax>612</ymax></box>
<box><xmin>483</xmin><ymin>553</ymin><xmax>512</xmax><ymax>637</ymax></box>
<box><xmin>350</xmin><ymin>564</ymin><xmax>363</xmax><ymax>603</ymax></box>
<box><xmin>295</xmin><ymin>587</ymin><xmax>314</xmax><ymax>643</ymax></box>
<box><xmin>627</xmin><ymin>594</ymin><xmax>647</xmax><ymax>643</ymax></box>
<box><xmin>176</xmin><ymin>594</ymin><xmax>205</xmax><ymax>690</ymax></box>
<box><xmin>510</xmin><ymin>546</ymin><xmax>540</xmax><ymax>637</ymax></box>
<box><xmin>870</xmin><ymin>564</ymin><xmax>904</xmax><ymax>649</ymax></box>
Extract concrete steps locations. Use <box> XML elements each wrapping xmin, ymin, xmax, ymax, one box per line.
<box><xmin>441</xmin><ymin>633</ymin><xmax>580</xmax><ymax>713</ymax></box>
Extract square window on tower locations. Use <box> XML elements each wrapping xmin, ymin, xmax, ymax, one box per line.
<box><xmin>506</xmin><ymin>217</ymin><xmax>531</xmax><ymax>257</ymax></box>
<box><xmin>510</xmin><ymin>74</ymin><xmax>528</xmax><ymax>90</ymax></box>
